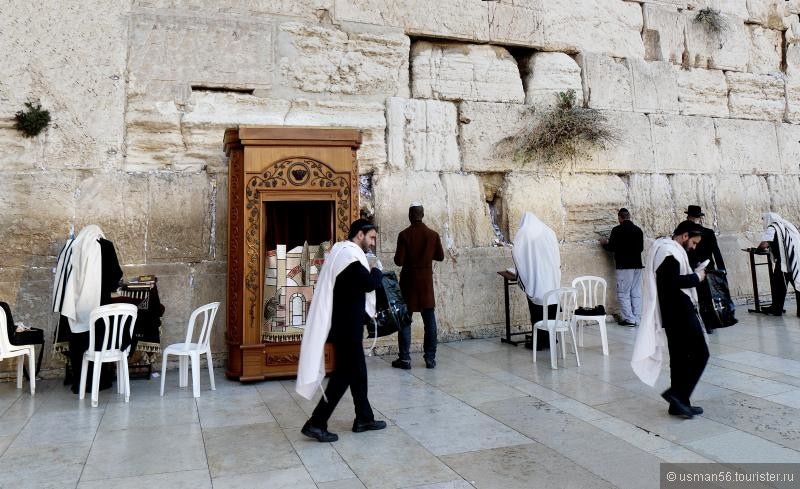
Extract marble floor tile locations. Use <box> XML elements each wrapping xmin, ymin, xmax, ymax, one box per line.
<box><xmin>333</xmin><ymin>426</ymin><xmax>458</xmax><ymax>489</ymax></box>
<box><xmin>440</xmin><ymin>443</ymin><xmax>616</xmax><ymax>489</ymax></box>
<box><xmin>81</xmin><ymin>422</ymin><xmax>207</xmax><ymax>480</ymax></box>
<box><xmin>548</xmin><ymin>397</ymin><xmax>610</xmax><ymax>422</ymax></box>
<box><xmin>197</xmin><ymin>389</ymin><xmax>274</xmax><ymax>428</ymax></box>
<box><xmin>700</xmin><ymin>393</ymin><xmax>800</xmax><ymax>451</ymax></box>
<box><xmin>700</xmin><ymin>364</ymin><xmax>796</xmax><ymax>398</ymax></box>
<box><xmin>484</xmin><ymin>370</ymin><xmax>565</xmax><ymax>401</ymax></box>
<box><xmin>98</xmin><ymin>396</ymin><xmax>199</xmax><ymax>431</ymax></box>
<box><xmin>440</xmin><ymin>339</ymin><xmax>507</xmax><ymax>355</ymax></box>
<box><xmin>650</xmin><ymin>444</ymin><xmax>715</xmax><ymax>463</ymax></box>
<box><xmin>686</xmin><ymin>430</ymin><xmax>800</xmax><ymax>463</ymax></box>
<box><xmin>587</xmin><ymin>416</ymin><xmax>674</xmax><ymax>452</ymax></box>
<box><xmin>401</xmin><ymin>480</ymin><xmax>474</xmax><ymax>489</ymax></box>
<box><xmin>12</xmin><ymin>408</ymin><xmax>104</xmax><ymax>446</ymax></box>
<box><xmin>284</xmin><ymin>427</ymin><xmax>356</xmax><ymax>483</ymax></box>
<box><xmin>384</xmin><ymin>399</ymin><xmax>532</xmax><ymax>456</ymax></box>
<box><xmin>317</xmin><ymin>478</ymin><xmax>367</xmax><ymax>489</ymax></box>
<box><xmin>77</xmin><ymin>469</ymin><xmax>213</xmax><ymax>489</ymax></box>
<box><xmin>203</xmin><ymin>422</ymin><xmax>301</xmax><ymax>478</ymax></box>
<box><xmin>212</xmin><ymin>465</ymin><xmax>317</xmax><ymax>489</ymax></box>
<box><xmin>764</xmin><ymin>389</ymin><xmax>800</xmax><ymax>409</ymax></box>
<box><xmin>0</xmin><ymin>441</ymin><xmax>91</xmax><ymax>488</ymax></box>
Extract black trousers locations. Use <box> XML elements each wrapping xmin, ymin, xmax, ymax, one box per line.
<box><xmin>663</xmin><ymin>315</ymin><xmax>709</xmax><ymax>404</ymax></box>
<box><xmin>527</xmin><ymin>300</ymin><xmax>558</xmax><ymax>350</ymax></box>
<box><xmin>769</xmin><ymin>267</ymin><xmax>791</xmax><ymax>312</ymax></box>
<box><xmin>309</xmin><ymin>341</ymin><xmax>374</xmax><ymax>429</ymax></box>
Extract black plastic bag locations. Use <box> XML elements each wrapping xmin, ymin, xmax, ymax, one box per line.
<box><xmin>700</xmin><ymin>270</ymin><xmax>738</xmax><ymax>329</ymax></box>
<box><xmin>365</xmin><ymin>271</ymin><xmax>411</xmax><ymax>338</ymax></box>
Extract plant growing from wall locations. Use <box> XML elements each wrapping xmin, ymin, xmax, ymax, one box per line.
<box><xmin>503</xmin><ymin>90</ymin><xmax>619</xmax><ymax>167</ymax></box>
<box><xmin>14</xmin><ymin>102</ymin><xmax>51</xmax><ymax>138</ymax></box>
<box><xmin>693</xmin><ymin>8</ymin><xmax>728</xmax><ymax>35</ymax></box>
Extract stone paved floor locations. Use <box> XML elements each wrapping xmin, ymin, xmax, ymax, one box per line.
<box><xmin>1</xmin><ymin>311</ymin><xmax>800</xmax><ymax>488</ymax></box>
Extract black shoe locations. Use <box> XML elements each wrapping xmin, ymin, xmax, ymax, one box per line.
<box><xmin>352</xmin><ymin>419</ymin><xmax>387</xmax><ymax>433</ymax></box>
<box><xmin>301</xmin><ymin>421</ymin><xmax>338</xmax><ymax>442</ymax></box>
<box><xmin>391</xmin><ymin>359</ymin><xmax>411</xmax><ymax>370</ymax></box>
<box><xmin>662</xmin><ymin>391</ymin><xmax>693</xmax><ymax>419</ymax></box>
<box><xmin>425</xmin><ymin>359</ymin><xmax>436</xmax><ymax>369</ymax></box>
<box><xmin>618</xmin><ymin>320</ymin><xmax>636</xmax><ymax>326</ymax></box>
<box><xmin>669</xmin><ymin>404</ymin><xmax>703</xmax><ymax>415</ymax></box>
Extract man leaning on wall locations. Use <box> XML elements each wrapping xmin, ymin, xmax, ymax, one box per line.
<box><xmin>599</xmin><ymin>208</ymin><xmax>644</xmax><ymax>326</ymax></box>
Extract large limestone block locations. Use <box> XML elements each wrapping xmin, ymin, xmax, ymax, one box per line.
<box><xmin>726</xmin><ymin>72</ymin><xmax>785</xmax><ymax>121</ymax></box>
<box><xmin>778</xmin><ymin>123</ymin><xmax>800</xmax><ymax>174</ymax></box>
<box><xmin>787</xmin><ymin>44</ymin><xmax>800</xmax><ymax>78</ymax></box>
<box><xmin>373</xmin><ymin>171</ymin><xmax>447</xmax><ymax>254</ymax></box>
<box><xmin>572</xmin><ymin>111</ymin><xmax>656</xmax><ymax>174</ymax></box>
<box><xmin>717</xmin><ymin>234</ymin><xmax>762</xmax><ymax>298</ymax></box>
<box><xmin>716</xmin><ymin>118</ymin><xmax>781</xmax><ymax>173</ymax></box>
<box><xmin>642</xmin><ymin>3</ymin><xmax>686</xmax><ymax>63</ymax></box>
<box><xmin>0</xmin><ymin>173</ymin><xmax>76</xmax><ymax>268</ymax></box>
<box><xmin>523</xmin><ymin>53</ymin><xmax>583</xmax><ymax>109</ymax></box>
<box><xmin>562</xmin><ymin>175</ymin><xmax>628</xmax><ymax>243</ymax></box>
<box><xmin>411</xmin><ymin>42</ymin><xmax>524</xmax><ymax>103</ymax></box>
<box><xmin>746</xmin><ymin>0</ymin><xmax>791</xmax><ymax>29</ymax></box>
<box><xmin>459</xmin><ymin>102</ymin><xmax>533</xmax><ymax>172</ymax></box>
<box><xmin>746</xmin><ymin>25</ymin><xmax>782</xmax><ymax>74</ymax></box>
<box><xmin>559</xmin><ymin>242</ymin><xmax>617</xmax><ymax>309</ymax></box>
<box><xmin>715</xmin><ymin>174</ymin><xmax>770</xmax><ymax>232</ymax></box>
<box><xmin>0</xmin><ymin>1</ymin><xmax>127</xmax><ymax>169</ymax></box>
<box><xmin>212</xmin><ymin>174</ymin><xmax>228</xmax><ymax>260</ymax></box>
<box><xmin>649</xmin><ymin>114</ymin><xmax>721</xmax><ymax>173</ymax></box>
<box><xmin>333</xmin><ymin>0</ymin><xmax>490</xmax><ymax>42</ymax></box>
<box><xmin>278</xmin><ymin>22</ymin><xmax>410</xmax><ymax>98</ymax></box>
<box><xmin>129</xmin><ymin>12</ymin><xmax>272</xmax><ymax>89</ymax></box>
<box><xmin>676</xmin><ymin>68</ymin><xmax>730</xmax><ymax>117</ymax></box>
<box><xmin>767</xmin><ymin>175</ymin><xmax>800</xmax><ymax>223</ymax></box>
<box><xmin>669</xmin><ymin>174</ymin><xmax>716</xmax><ymax>225</ymax></box>
<box><xmin>386</xmin><ymin>98</ymin><xmax>460</xmax><ymax>172</ymax></box>
<box><xmin>487</xmin><ymin>1</ymin><xmax>547</xmax><ymax>47</ymax></box>
<box><xmin>504</xmin><ymin>173</ymin><xmax>564</xmax><ymax>241</ymax></box>
<box><xmin>684</xmin><ymin>10</ymin><xmax>749</xmax><ymax>72</ymax></box>
<box><xmin>628</xmin><ymin>173</ymin><xmax>676</xmax><ymax>236</ymax></box>
<box><xmin>628</xmin><ymin>59</ymin><xmax>679</xmax><ymax>113</ymax></box>
<box><xmin>124</xmin><ymin>92</ymin><xmax>185</xmax><ymax>172</ymax></box>
<box><xmin>535</xmin><ymin>0</ymin><xmax>645</xmax><ymax>59</ymax></box>
<box><xmin>74</xmin><ymin>173</ymin><xmax>150</xmax><ymax>264</ymax></box>
<box><xmin>785</xmin><ymin>78</ymin><xmax>800</xmax><ymax>124</ymax></box>
<box><xmin>284</xmin><ymin>99</ymin><xmax>387</xmax><ymax>174</ymax></box>
<box><xmin>133</xmin><ymin>0</ymin><xmax>334</xmax><ymax>20</ymax></box>
<box><xmin>146</xmin><ymin>173</ymin><xmax>211</xmax><ymax>262</ymax></box>
<box><xmin>577</xmin><ymin>54</ymin><xmax>633</xmax><ymax>111</ymax></box>
<box><xmin>0</xmin><ymin>127</ymin><xmax>43</xmax><ymax>171</ymax></box>
<box><xmin>440</xmin><ymin>174</ymin><xmax>496</xmax><ymax>249</ymax></box>
<box><xmin>190</xmin><ymin>260</ymin><xmax>228</xmax><ymax>353</ymax></box>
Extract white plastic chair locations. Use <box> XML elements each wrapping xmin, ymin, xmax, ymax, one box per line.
<box><xmin>79</xmin><ymin>303</ymin><xmax>138</xmax><ymax>407</ymax></box>
<box><xmin>533</xmin><ymin>288</ymin><xmax>581</xmax><ymax>369</ymax></box>
<box><xmin>0</xmin><ymin>307</ymin><xmax>35</xmax><ymax>395</ymax></box>
<box><xmin>572</xmin><ymin>276</ymin><xmax>609</xmax><ymax>356</ymax></box>
<box><xmin>160</xmin><ymin>302</ymin><xmax>220</xmax><ymax>398</ymax></box>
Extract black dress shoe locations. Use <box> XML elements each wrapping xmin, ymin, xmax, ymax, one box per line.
<box><xmin>425</xmin><ymin>359</ymin><xmax>436</xmax><ymax>369</ymax></box>
<box><xmin>618</xmin><ymin>320</ymin><xmax>637</xmax><ymax>326</ymax></box>
<box><xmin>669</xmin><ymin>404</ymin><xmax>703</xmax><ymax>415</ymax></box>
<box><xmin>301</xmin><ymin>421</ymin><xmax>338</xmax><ymax>442</ymax></box>
<box><xmin>661</xmin><ymin>391</ymin><xmax>693</xmax><ymax>419</ymax></box>
<box><xmin>352</xmin><ymin>419</ymin><xmax>387</xmax><ymax>433</ymax></box>
<box><xmin>391</xmin><ymin>359</ymin><xmax>411</xmax><ymax>370</ymax></box>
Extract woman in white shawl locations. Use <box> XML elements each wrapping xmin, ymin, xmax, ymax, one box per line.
<box><xmin>512</xmin><ymin>212</ymin><xmax>561</xmax><ymax>350</ymax></box>
<box><xmin>758</xmin><ymin>212</ymin><xmax>800</xmax><ymax>315</ymax></box>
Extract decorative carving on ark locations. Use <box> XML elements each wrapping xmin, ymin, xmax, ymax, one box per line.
<box><xmin>244</xmin><ymin>157</ymin><xmax>352</xmax><ymax>330</ymax></box>
<box><xmin>227</xmin><ymin>150</ymin><xmax>244</xmax><ymax>344</ymax></box>
<box><xmin>266</xmin><ymin>352</ymin><xmax>301</xmax><ymax>366</ymax></box>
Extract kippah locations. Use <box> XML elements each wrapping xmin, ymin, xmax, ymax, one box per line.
<box><xmin>410</xmin><ymin>201</ymin><xmax>423</xmax><ymax>208</ymax></box>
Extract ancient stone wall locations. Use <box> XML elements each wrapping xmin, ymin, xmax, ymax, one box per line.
<box><xmin>2</xmin><ymin>0</ymin><xmax>800</xmax><ymax>371</ymax></box>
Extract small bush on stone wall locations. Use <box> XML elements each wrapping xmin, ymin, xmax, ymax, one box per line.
<box><xmin>504</xmin><ymin>90</ymin><xmax>619</xmax><ymax>167</ymax></box>
<box><xmin>693</xmin><ymin>8</ymin><xmax>728</xmax><ymax>35</ymax></box>
<box><xmin>14</xmin><ymin>102</ymin><xmax>51</xmax><ymax>138</ymax></box>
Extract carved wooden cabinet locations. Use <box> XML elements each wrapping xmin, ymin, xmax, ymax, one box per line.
<box><xmin>223</xmin><ymin>126</ymin><xmax>361</xmax><ymax>381</ymax></box>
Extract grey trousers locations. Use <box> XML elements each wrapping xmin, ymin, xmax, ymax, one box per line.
<box><xmin>616</xmin><ymin>268</ymin><xmax>642</xmax><ymax>323</ymax></box>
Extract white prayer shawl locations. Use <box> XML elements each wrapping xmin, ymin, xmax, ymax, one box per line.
<box><xmin>763</xmin><ymin>213</ymin><xmax>800</xmax><ymax>288</ymax></box>
<box><xmin>51</xmin><ymin>225</ymin><xmax>105</xmax><ymax>334</ymax></box>
<box><xmin>511</xmin><ymin>212</ymin><xmax>561</xmax><ymax>305</ymax></box>
<box><xmin>295</xmin><ymin>240</ymin><xmax>376</xmax><ymax>400</ymax></box>
<box><xmin>631</xmin><ymin>237</ymin><xmax>703</xmax><ymax>386</ymax></box>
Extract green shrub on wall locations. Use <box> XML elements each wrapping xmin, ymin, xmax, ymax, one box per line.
<box><xmin>693</xmin><ymin>8</ymin><xmax>728</xmax><ymax>35</ymax></box>
<box><xmin>14</xmin><ymin>102</ymin><xmax>51</xmax><ymax>138</ymax></box>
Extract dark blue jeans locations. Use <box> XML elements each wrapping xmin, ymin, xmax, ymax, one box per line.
<box><xmin>398</xmin><ymin>308</ymin><xmax>437</xmax><ymax>362</ymax></box>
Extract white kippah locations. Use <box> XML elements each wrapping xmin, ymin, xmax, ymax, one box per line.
<box><xmin>410</xmin><ymin>201</ymin><xmax>423</xmax><ymax>208</ymax></box>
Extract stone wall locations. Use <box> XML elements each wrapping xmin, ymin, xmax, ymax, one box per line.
<box><xmin>2</xmin><ymin>0</ymin><xmax>800</xmax><ymax>373</ymax></box>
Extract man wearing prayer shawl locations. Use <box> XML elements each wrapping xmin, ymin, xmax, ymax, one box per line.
<box><xmin>758</xmin><ymin>212</ymin><xmax>800</xmax><ymax>316</ymax></box>
<box><xmin>512</xmin><ymin>212</ymin><xmax>561</xmax><ymax>351</ymax></box>
<box><xmin>631</xmin><ymin>220</ymin><xmax>709</xmax><ymax>419</ymax></box>
<box><xmin>297</xmin><ymin>219</ymin><xmax>386</xmax><ymax>443</ymax></box>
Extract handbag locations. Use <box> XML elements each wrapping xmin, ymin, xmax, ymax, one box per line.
<box><xmin>365</xmin><ymin>272</ymin><xmax>411</xmax><ymax>338</ymax></box>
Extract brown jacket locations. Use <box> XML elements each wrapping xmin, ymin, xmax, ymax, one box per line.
<box><xmin>394</xmin><ymin>222</ymin><xmax>445</xmax><ymax>312</ymax></box>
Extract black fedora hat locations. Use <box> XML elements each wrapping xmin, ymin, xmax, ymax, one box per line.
<box><xmin>685</xmin><ymin>205</ymin><xmax>704</xmax><ymax>217</ymax></box>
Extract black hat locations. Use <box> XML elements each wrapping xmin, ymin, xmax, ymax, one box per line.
<box><xmin>348</xmin><ymin>219</ymin><xmax>377</xmax><ymax>239</ymax></box>
<box><xmin>673</xmin><ymin>220</ymin><xmax>703</xmax><ymax>238</ymax></box>
<box><xmin>685</xmin><ymin>205</ymin><xmax>704</xmax><ymax>217</ymax></box>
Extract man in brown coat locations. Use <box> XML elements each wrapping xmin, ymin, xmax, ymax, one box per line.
<box><xmin>392</xmin><ymin>203</ymin><xmax>445</xmax><ymax>369</ymax></box>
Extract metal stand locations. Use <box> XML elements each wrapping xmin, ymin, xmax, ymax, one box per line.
<box><xmin>744</xmin><ymin>247</ymin><xmax>781</xmax><ymax>314</ymax></box>
<box><xmin>498</xmin><ymin>270</ymin><xmax>531</xmax><ymax>345</ymax></box>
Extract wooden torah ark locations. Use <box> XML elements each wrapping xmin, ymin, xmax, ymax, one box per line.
<box><xmin>223</xmin><ymin>126</ymin><xmax>361</xmax><ymax>381</ymax></box>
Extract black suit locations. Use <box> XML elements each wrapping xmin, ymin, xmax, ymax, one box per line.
<box><xmin>688</xmin><ymin>226</ymin><xmax>725</xmax><ymax>271</ymax></box>
<box><xmin>657</xmin><ymin>255</ymin><xmax>709</xmax><ymax>405</ymax></box>
<box><xmin>310</xmin><ymin>261</ymin><xmax>382</xmax><ymax>429</ymax></box>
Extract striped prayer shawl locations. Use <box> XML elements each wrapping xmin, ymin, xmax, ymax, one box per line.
<box><xmin>771</xmin><ymin>220</ymin><xmax>800</xmax><ymax>289</ymax></box>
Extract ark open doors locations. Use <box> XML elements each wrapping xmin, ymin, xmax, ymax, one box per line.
<box><xmin>223</xmin><ymin>126</ymin><xmax>361</xmax><ymax>381</ymax></box>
